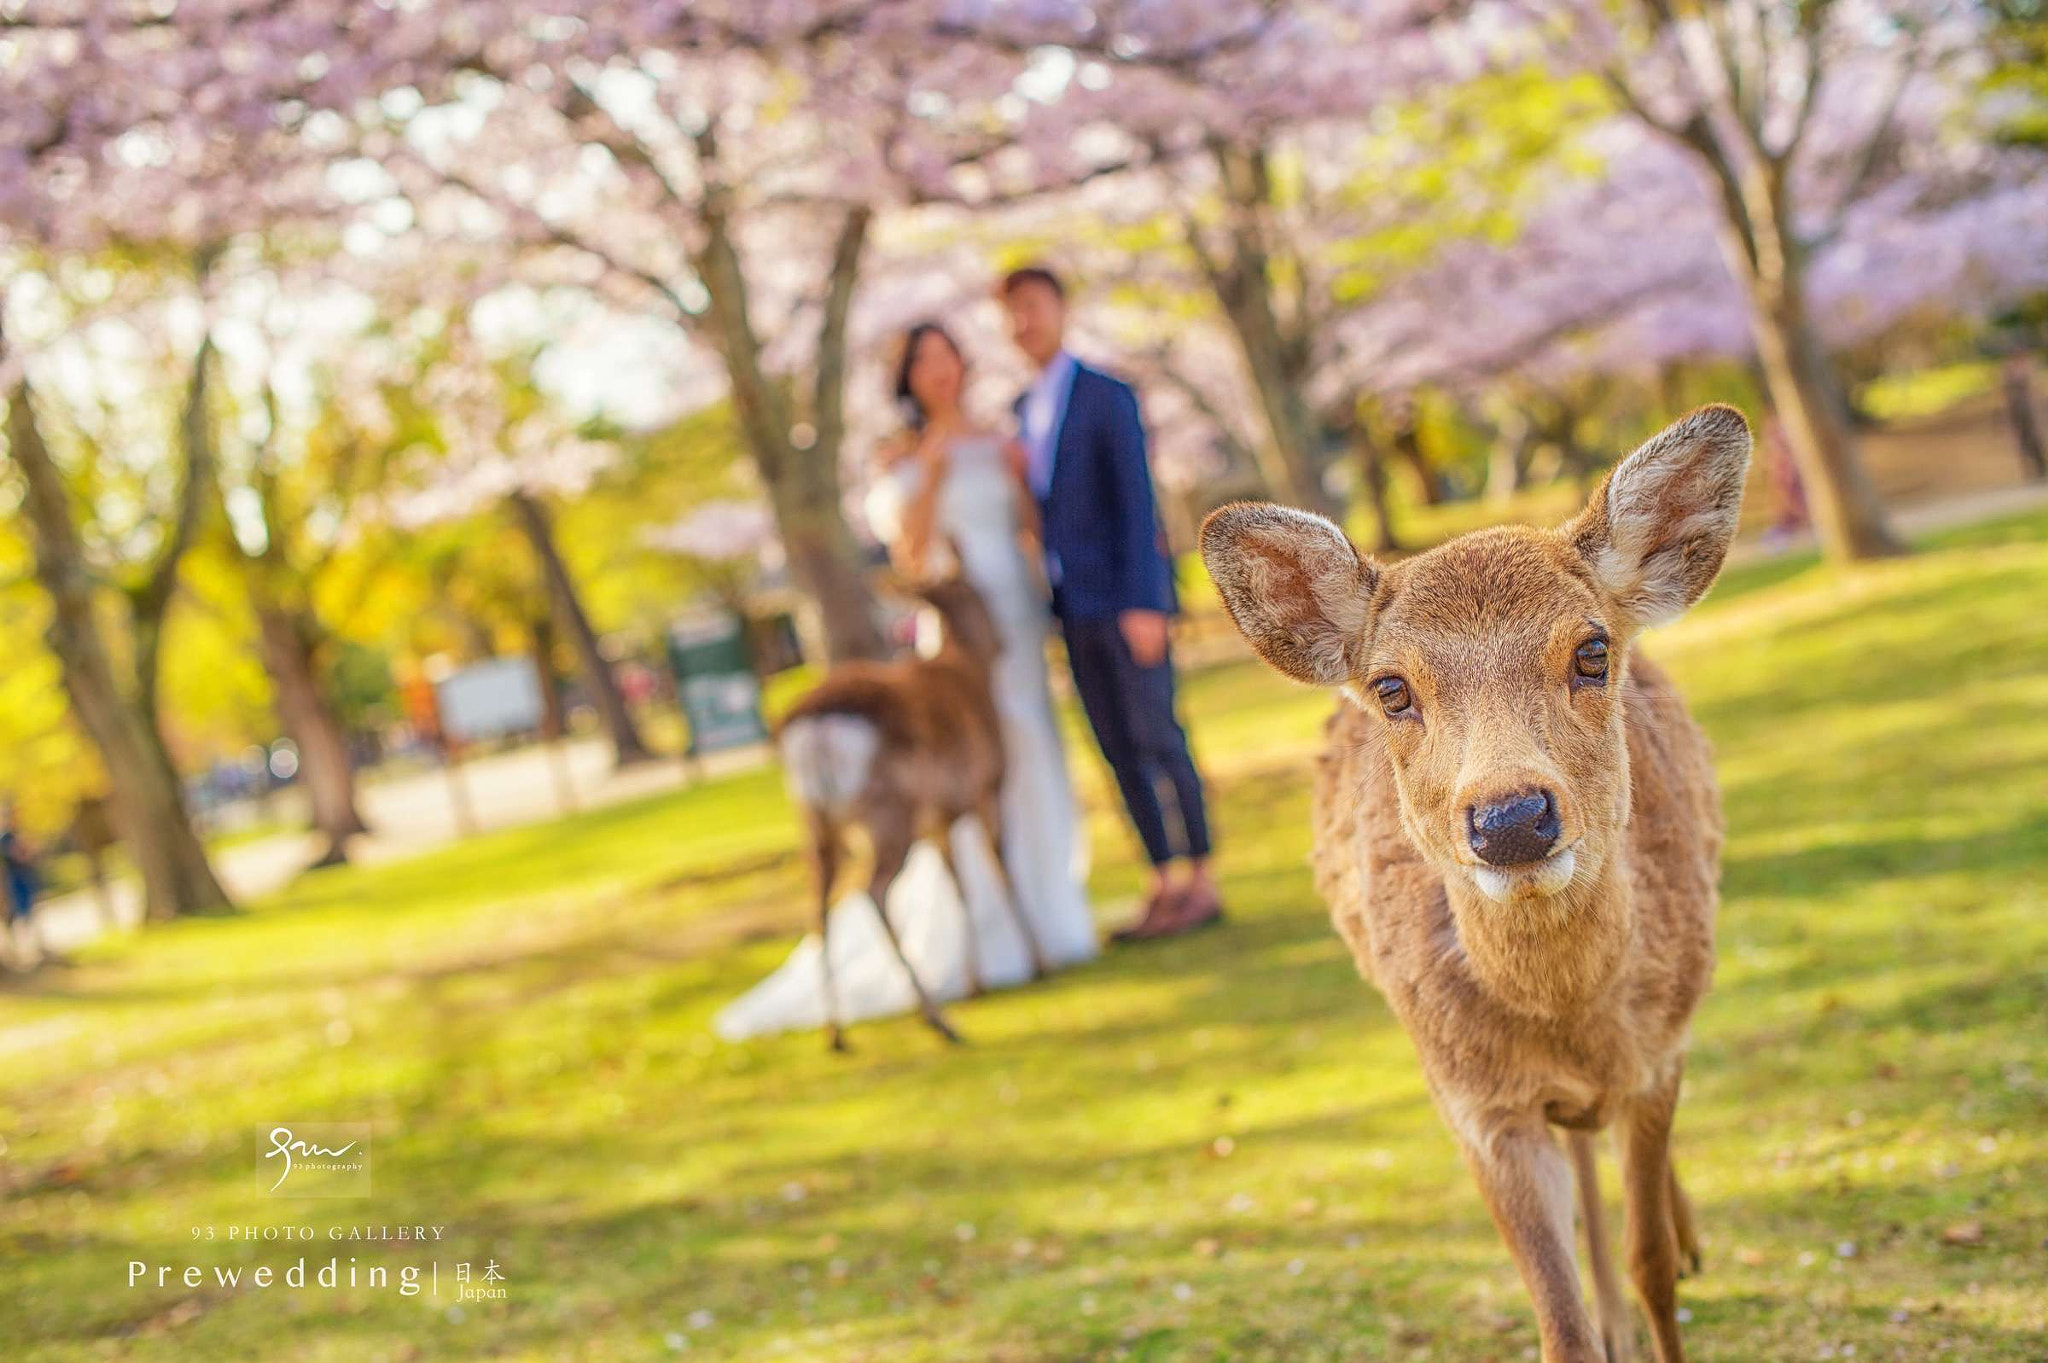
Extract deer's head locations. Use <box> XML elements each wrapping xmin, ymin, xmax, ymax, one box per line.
<box><xmin>1202</xmin><ymin>405</ymin><xmax>1750</xmax><ymax>907</ymax></box>
<box><xmin>911</xmin><ymin>573</ymin><xmax>1004</xmax><ymax>668</ymax></box>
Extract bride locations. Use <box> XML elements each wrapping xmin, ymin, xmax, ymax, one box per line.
<box><xmin>715</xmin><ymin>321</ymin><xmax>1097</xmax><ymax>1041</ymax></box>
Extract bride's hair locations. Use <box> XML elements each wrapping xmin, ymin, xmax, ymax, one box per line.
<box><xmin>892</xmin><ymin>321</ymin><xmax>965</xmax><ymax>431</ymax></box>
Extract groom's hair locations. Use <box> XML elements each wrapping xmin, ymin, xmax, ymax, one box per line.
<box><xmin>999</xmin><ymin>264</ymin><xmax>1065</xmax><ymax>302</ymax></box>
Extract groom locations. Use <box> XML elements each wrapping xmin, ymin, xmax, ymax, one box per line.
<box><xmin>1001</xmin><ymin>265</ymin><xmax>1222</xmax><ymax>941</ymax></box>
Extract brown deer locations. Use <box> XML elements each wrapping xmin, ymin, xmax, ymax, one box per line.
<box><xmin>778</xmin><ymin>575</ymin><xmax>1047</xmax><ymax>1051</ymax></box>
<box><xmin>1200</xmin><ymin>405</ymin><xmax>1751</xmax><ymax>1363</ymax></box>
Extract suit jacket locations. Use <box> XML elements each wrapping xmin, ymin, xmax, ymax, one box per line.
<box><xmin>1019</xmin><ymin>362</ymin><xmax>1177</xmax><ymax>622</ymax></box>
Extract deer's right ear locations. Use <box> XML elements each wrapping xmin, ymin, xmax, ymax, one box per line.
<box><xmin>1200</xmin><ymin>503</ymin><xmax>1378</xmax><ymax>688</ymax></box>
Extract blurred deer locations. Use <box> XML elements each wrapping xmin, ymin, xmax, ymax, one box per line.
<box><xmin>1200</xmin><ymin>406</ymin><xmax>1751</xmax><ymax>1363</ymax></box>
<box><xmin>778</xmin><ymin>575</ymin><xmax>1046</xmax><ymax>1051</ymax></box>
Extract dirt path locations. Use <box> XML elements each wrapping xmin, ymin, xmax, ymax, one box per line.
<box><xmin>1726</xmin><ymin>480</ymin><xmax>2048</xmax><ymax>564</ymax></box>
<box><xmin>22</xmin><ymin>736</ymin><xmax>769</xmax><ymax>958</ymax></box>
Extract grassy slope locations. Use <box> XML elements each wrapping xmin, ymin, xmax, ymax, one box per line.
<box><xmin>4</xmin><ymin>513</ymin><xmax>2046</xmax><ymax>1362</ymax></box>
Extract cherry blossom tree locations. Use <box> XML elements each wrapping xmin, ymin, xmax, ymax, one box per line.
<box><xmin>207</xmin><ymin>261</ymin><xmax>398</xmax><ymax>866</ymax></box>
<box><xmin>934</xmin><ymin>2</ymin><xmax>1519</xmax><ymax>518</ymax></box>
<box><xmin>0</xmin><ymin>0</ymin><xmax>408</xmax><ymax>913</ymax></box>
<box><xmin>1354</xmin><ymin>110</ymin><xmax>2048</xmax><ymax>446</ymax></box>
<box><xmin>325</xmin><ymin>3</ymin><xmax>1156</xmax><ymax>662</ymax></box>
<box><xmin>1533</xmin><ymin>0</ymin><xmax>2038</xmax><ymax>560</ymax></box>
<box><xmin>2</xmin><ymin>256</ymin><xmax>236</xmax><ymax>918</ymax></box>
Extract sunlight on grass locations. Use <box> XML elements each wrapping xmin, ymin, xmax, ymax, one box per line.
<box><xmin>4</xmin><ymin>511</ymin><xmax>2045</xmax><ymax>1362</ymax></box>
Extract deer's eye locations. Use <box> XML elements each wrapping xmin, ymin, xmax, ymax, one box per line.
<box><xmin>1373</xmin><ymin>676</ymin><xmax>1414</xmax><ymax>717</ymax></box>
<box><xmin>1574</xmin><ymin>638</ymin><xmax>1609</xmax><ymax>685</ymax></box>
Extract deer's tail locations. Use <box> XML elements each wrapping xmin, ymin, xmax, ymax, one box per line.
<box><xmin>778</xmin><ymin>714</ymin><xmax>880</xmax><ymax>815</ymax></box>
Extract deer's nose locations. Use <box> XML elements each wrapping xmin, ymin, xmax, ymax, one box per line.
<box><xmin>1467</xmin><ymin>790</ymin><xmax>1561</xmax><ymax>866</ymax></box>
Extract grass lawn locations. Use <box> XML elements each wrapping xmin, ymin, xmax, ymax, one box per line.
<box><xmin>4</xmin><ymin>512</ymin><xmax>2046</xmax><ymax>1362</ymax></box>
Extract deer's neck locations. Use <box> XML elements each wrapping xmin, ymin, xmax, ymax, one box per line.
<box><xmin>928</xmin><ymin>642</ymin><xmax>987</xmax><ymax>681</ymax></box>
<box><xmin>1441</xmin><ymin>856</ymin><xmax>1633</xmax><ymax>1022</ymax></box>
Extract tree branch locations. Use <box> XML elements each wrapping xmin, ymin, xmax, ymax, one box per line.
<box><xmin>135</xmin><ymin>285</ymin><xmax>220</xmax><ymax>636</ymax></box>
<box><xmin>1776</xmin><ymin>1</ymin><xmax>1832</xmax><ymax>161</ymax></box>
<box><xmin>931</xmin><ymin>5</ymin><xmax>1277</xmax><ymax>76</ymax></box>
<box><xmin>810</xmin><ymin>204</ymin><xmax>872</xmax><ymax>465</ymax></box>
<box><xmin>427</xmin><ymin>161</ymin><xmax>704</xmax><ymax>328</ymax></box>
<box><xmin>689</xmin><ymin>123</ymin><xmax>794</xmax><ymax>473</ymax></box>
<box><xmin>129</xmin><ymin>325</ymin><xmax>217</xmax><ymax>710</ymax></box>
<box><xmin>1808</xmin><ymin>38</ymin><xmax>1921</xmax><ymax>248</ymax></box>
<box><xmin>558</xmin><ymin>75</ymin><xmax>695</xmax><ymax>212</ymax></box>
<box><xmin>1139</xmin><ymin>343</ymin><xmax>1260</xmax><ymax>471</ymax></box>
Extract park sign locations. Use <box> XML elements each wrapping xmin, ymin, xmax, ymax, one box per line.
<box><xmin>668</xmin><ymin>614</ymin><xmax>767</xmax><ymax>756</ymax></box>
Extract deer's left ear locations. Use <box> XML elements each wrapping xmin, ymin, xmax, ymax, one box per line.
<box><xmin>1200</xmin><ymin>502</ymin><xmax>1378</xmax><ymax>687</ymax></box>
<box><xmin>1566</xmin><ymin>404</ymin><xmax>1752</xmax><ymax>628</ymax></box>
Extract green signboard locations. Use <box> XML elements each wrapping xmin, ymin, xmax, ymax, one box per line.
<box><xmin>668</xmin><ymin>615</ymin><xmax>768</xmax><ymax>755</ymax></box>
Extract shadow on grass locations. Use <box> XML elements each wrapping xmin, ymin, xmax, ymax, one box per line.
<box><xmin>1721</xmin><ymin>809</ymin><xmax>2048</xmax><ymax>898</ymax></box>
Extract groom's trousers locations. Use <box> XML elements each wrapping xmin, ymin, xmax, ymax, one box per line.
<box><xmin>1061</xmin><ymin>617</ymin><xmax>1213</xmax><ymax>867</ymax></box>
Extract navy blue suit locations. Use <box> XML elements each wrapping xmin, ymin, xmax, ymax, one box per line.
<box><xmin>1024</xmin><ymin>362</ymin><xmax>1210</xmax><ymax>867</ymax></box>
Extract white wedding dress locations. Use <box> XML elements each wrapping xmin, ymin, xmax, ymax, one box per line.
<box><xmin>714</xmin><ymin>434</ymin><xmax>1097</xmax><ymax>1040</ymax></box>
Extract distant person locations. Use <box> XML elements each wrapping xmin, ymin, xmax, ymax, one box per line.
<box><xmin>1764</xmin><ymin>415</ymin><xmax>1809</xmax><ymax>546</ymax></box>
<box><xmin>3</xmin><ymin>800</ymin><xmax>44</xmax><ymax>965</ymax></box>
<box><xmin>996</xmin><ymin>264</ymin><xmax>1222</xmax><ymax>940</ymax></box>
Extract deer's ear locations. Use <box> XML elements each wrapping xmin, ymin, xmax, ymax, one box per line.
<box><xmin>1200</xmin><ymin>503</ymin><xmax>1378</xmax><ymax>687</ymax></box>
<box><xmin>1566</xmin><ymin>404</ymin><xmax>1752</xmax><ymax>628</ymax></box>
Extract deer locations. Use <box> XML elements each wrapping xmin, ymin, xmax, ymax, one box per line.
<box><xmin>1199</xmin><ymin>405</ymin><xmax>1751</xmax><ymax>1363</ymax></box>
<box><xmin>778</xmin><ymin>574</ymin><xmax>1048</xmax><ymax>1052</ymax></box>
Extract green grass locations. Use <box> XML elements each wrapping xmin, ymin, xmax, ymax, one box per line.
<box><xmin>5</xmin><ymin>512</ymin><xmax>2047</xmax><ymax>1362</ymax></box>
<box><xmin>1858</xmin><ymin>361</ymin><xmax>2000</xmax><ymax>423</ymax></box>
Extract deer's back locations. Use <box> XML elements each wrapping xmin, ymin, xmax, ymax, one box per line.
<box><xmin>780</xmin><ymin>656</ymin><xmax>1004</xmax><ymax>820</ymax></box>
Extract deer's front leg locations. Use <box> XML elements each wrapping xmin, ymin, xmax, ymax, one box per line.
<box><xmin>1457</xmin><ymin>1116</ymin><xmax>1607</xmax><ymax>1363</ymax></box>
<box><xmin>1570</xmin><ymin>1129</ymin><xmax>1637</xmax><ymax>1363</ymax></box>
<box><xmin>1618</xmin><ymin>1078</ymin><xmax>1688</xmax><ymax>1363</ymax></box>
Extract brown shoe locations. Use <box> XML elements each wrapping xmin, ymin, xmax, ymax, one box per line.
<box><xmin>1155</xmin><ymin>881</ymin><xmax>1224</xmax><ymax>937</ymax></box>
<box><xmin>1109</xmin><ymin>885</ymin><xmax>1182</xmax><ymax>944</ymax></box>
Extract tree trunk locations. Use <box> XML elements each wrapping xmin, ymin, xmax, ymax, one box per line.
<box><xmin>1628</xmin><ymin>15</ymin><xmax>1904</xmax><ymax>563</ymax></box>
<box><xmin>1745</xmin><ymin>276</ymin><xmax>1904</xmax><ymax>558</ymax></box>
<box><xmin>1391</xmin><ymin>420</ymin><xmax>1443</xmax><ymax>506</ymax></box>
<box><xmin>68</xmin><ymin>797</ymin><xmax>121</xmax><ymax>930</ymax></box>
<box><xmin>1484</xmin><ymin>440</ymin><xmax>1523</xmax><ymax>506</ymax></box>
<box><xmin>1350</xmin><ymin>424</ymin><xmax>1400</xmax><ymax>554</ymax></box>
<box><xmin>2002</xmin><ymin>354</ymin><xmax>2046</xmax><ymax>481</ymax></box>
<box><xmin>692</xmin><ymin>188</ymin><xmax>885</xmax><ymax>664</ymax></box>
<box><xmin>1655</xmin><ymin>365</ymin><xmax>1685</xmax><ymax>422</ymax></box>
<box><xmin>1485</xmin><ymin>406</ymin><xmax>1535</xmax><ymax>508</ymax></box>
<box><xmin>530</xmin><ymin>616</ymin><xmax>567</xmax><ymax>742</ymax></box>
<box><xmin>213</xmin><ymin>367</ymin><xmax>367</xmax><ymax>868</ymax></box>
<box><xmin>772</xmin><ymin>493</ymin><xmax>888</xmax><ymax>664</ymax></box>
<box><xmin>1219</xmin><ymin>298</ymin><xmax>1333</xmax><ymax>515</ymax></box>
<box><xmin>1702</xmin><ymin>153</ymin><xmax>1903</xmax><ymax>560</ymax></box>
<box><xmin>255</xmin><ymin>602</ymin><xmax>368</xmax><ymax>865</ymax></box>
<box><xmin>507</xmin><ymin>490</ymin><xmax>654</xmax><ymax>766</ymax></box>
<box><xmin>6</xmin><ymin>382</ymin><xmax>232</xmax><ymax>919</ymax></box>
<box><xmin>1195</xmin><ymin>142</ymin><xmax>1333</xmax><ymax>518</ymax></box>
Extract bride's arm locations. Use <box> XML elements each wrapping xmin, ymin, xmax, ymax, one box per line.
<box><xmin>866</xmin><ymin>431</ymin><xmax>947</xmax><ymax>576</ymax></box>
